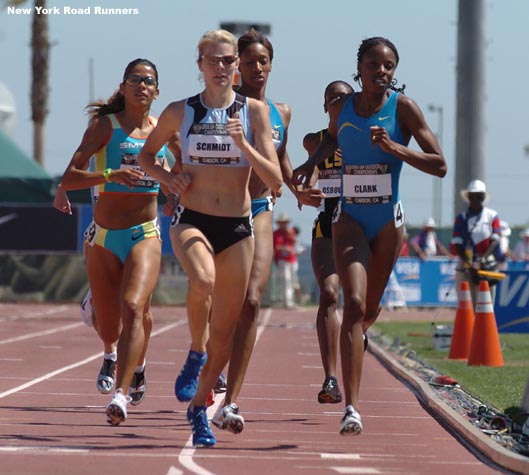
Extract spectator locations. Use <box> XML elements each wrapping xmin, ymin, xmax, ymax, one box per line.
<box><xmin>399</xmin><ymin>226</ymin><xmax>410</xmax><ymax>256</ymax></box>
<box><xmin>410</xmin><ymin>217</ymin><xmax>450</xmax><ymax>260</ymax></box>
<box><xmin>512</xmin><ymin>227</ymin><xmax>529</xmax><ymax>262</ymax></box>
<box><xmin>498</xmin><ymin>220</ymin><xmax>512</xmax><ymax>270</ymax></box>
<box><xmin>273</xmin><ymin>213</ymin><xmax>297</xmax><ymax>309</ymax></box>
<box><xmin>292</xmin><ymin>225</ymin><xmax>305</xmax><ymax>304</ymax></box>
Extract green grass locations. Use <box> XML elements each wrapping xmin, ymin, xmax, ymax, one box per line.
<box><xmin>372</xmin><ymin>321</ymin><xmax>529</xmax><ymax>415</ymax></box>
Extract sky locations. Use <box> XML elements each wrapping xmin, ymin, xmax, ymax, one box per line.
<box><xmin>1</xmin><ymin>0</ymin><xmax>528</xmax><ymax>245</ymax></box>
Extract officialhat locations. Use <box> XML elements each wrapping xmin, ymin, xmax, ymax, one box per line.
<box><xmin>423</xmin><ymin>217</ymin><xmax>436</xmax><ymax>228</ymax></box>
<box><xmin>460</xmin><ymin>179</ymin><xmax>490</xmax><ymax>204</ymax></box>
<box><xmin>276</xmin><ymin>212</ymin><xmax>290</xmax><ymax>223</ymax></box>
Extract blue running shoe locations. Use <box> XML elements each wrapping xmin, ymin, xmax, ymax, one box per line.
<box><xmin>187</xmin><ymin>405</ymin><xmax>216</xmax><ymax>447</ymax></box>
<box><xmin>175</xmin><ymin>350</ymin><xmax>207</xmax><ymax>402</ymax></box>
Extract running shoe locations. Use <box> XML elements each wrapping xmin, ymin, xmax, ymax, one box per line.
<box><xmin>97</xmin><ymin>358</ymin><xmax>116</xmax><ymax>394</ymax></box>
<box><xmin>106</xmin><ymin>390</ymin><xmax>131</xmax><ymax>426</ymax></box>
<box><xmin>211</xmin><ymin>402</ymin><xmax>244</xmax><ymax>434</ymax></box>
<box><xmin>129</xmin><ymin>368</ymin><xmax>146</xmax><ymax>406</ymax></box>
<box><xmin>339</xmin><ymin>404</ymin><xmax>363</xmax><ymax>435</ymax></box>
<box><xmin>80</xmin><ymin>289</ymin><xmax>93</xmax><ymax>327</ymax></box>
<box><xmin>214</xmin><ymin>373</ymin><xmax>227</xmax><ymax>393</ymax></box>
<box><xmin>175</xmin><ymin>350</ymin><xmax>207</xmax><ymax>402</ymax></box>
<box><xmin>318</xmin><ymin>376</ymin><xmax>342</xmax><ymax>404</ymax></box>
<box><xmin>187</xmin><ymin>405</ymin><xmax>216</xmax><ymax>447</ymax></box>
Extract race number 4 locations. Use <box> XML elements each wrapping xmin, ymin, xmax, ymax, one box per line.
<box><xmin>393</xmin><ymin>201</ymin><xmax>404</xmax><ymax>228</ymax></box>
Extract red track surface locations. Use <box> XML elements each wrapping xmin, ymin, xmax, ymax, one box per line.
<box><xmin>0</xmin><ymin>303</ymin><xmax>511</xmax><ymax>475</ymax></box>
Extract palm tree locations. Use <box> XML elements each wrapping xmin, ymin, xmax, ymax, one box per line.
<box><xmin>5</xmin><ymin>0</ymin><xmax>49</xmax><ymax>166</ymax></box>
<box><xmin>30</xmin><ymin>0</ymin><xmax>49</xmax><ymax>166</ymax></box>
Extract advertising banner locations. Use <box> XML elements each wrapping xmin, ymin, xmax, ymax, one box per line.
<box><xmin>383</xmin><ymin>257</ymin><xmax>458</xmax><ymax>307</ymax></box>
<box><xmin>494</xmin><ymin>269</ymin><xmax>529</xmax><ymax>333</ymax></box>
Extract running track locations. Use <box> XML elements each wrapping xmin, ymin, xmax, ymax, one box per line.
<box><xmin>0</xmin><ymin>303</ymin><xmax>515</xmax><ymax>475</ymax></box>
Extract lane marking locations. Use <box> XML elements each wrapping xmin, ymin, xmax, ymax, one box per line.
<box><xmin>331</xmin><ymin>468</ymin><xmax>383</xmax><ymax>474</ymax></box>
<box><xmin>0</xmin><ymin>322</ymin><xmax>83</xmax><ymax>345</ymax></box>
<box><xmin>322</xmin><ymin>454</ymin><xmax>361</xmax><ymax>460</ymax></box>
<box><xmin>0</xmin><ymin>446</ymin><xmax>90</xmax><ymax>453</ymax></box>
<box><xmin>0</xmin><ymin>305</ymin><xmax>71</xmax><ymax>322</ymax></box>
<box><xmin>0</xmin><ymin>320</ymin><xmax>184</xmax><ymax>399</ymax></box>
<box><xmin>177</xmin><ymin>308</ymin><xmax>272</xmax><ymax>475</ymax></box>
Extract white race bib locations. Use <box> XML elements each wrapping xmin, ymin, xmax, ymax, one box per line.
<box><xmin>342</xmin><ymin>164</ymin><xmax>392</xmax><ymax>204</ymax></box>
<box><xmin>188</xmin><ymin>123</ymin><xmax>241</xmax><ymax>165</ymax></box>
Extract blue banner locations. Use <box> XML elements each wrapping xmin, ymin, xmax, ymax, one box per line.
<box><xmin>382</xmin><ymin>257</ymin><xmax>529</xmax><ymax>333</ymax></box>
<box><xmin>382</xmin><ymin>257</ymin><xmax>458</xmax><ymax>308</ymax></box>
<box><xmin>494</xmin><ymin>268</ymin><xmax>529</xmax><ymax>333</ymax></box>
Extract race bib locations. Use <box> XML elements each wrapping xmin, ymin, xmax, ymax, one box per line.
<box><xmin>86</xmin><ymin>221</ymin><xmax>97</xmax><ymax>247</ymax></box>
<box><xmin>393</xmin><ymin>201</ymin><xmax>404</xmax><ymax>228</ymax></box>
<box><xmin>318</xmin><ymin>178</ymin><xmax>341</xmax><ymax>198</ymax></box>
<box><xmin>188</xmin><ymin>123</ymin><xmax>241</xmax><ymax>165</ymax></box>
<box><xmin>120</xmin><ymin>153</ymin><xmax>159</xmax><ymax>189</ymax></box>
<box><xmin>342</xmin><ymin>164</ymin><xmax>392</xmax><ymax>204</ymax></box>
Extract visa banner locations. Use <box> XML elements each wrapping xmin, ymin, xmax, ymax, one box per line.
<box><xmin>494</xmin><ymin>269</ymin><xmax>529</xmax><ymax>333</ymax></box>
<box><xmin>382</xmin><ymin>257</ymin><xmax>458</xmax><ymax>308</ymax></box>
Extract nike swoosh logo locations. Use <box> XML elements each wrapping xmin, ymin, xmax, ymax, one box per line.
<box><xmin>338</xmin><ymin>122</ymin><xmax>363</xmax><ymax>134</ymax></box>
<box><xmin>273</xmin><ymin>124</ymin><xmax>281</xmax><ymax>129</ymax></box>
<box><xmin>132</xmin><ymin>234</ymin><xmax>142</xmax><ymax>241</ymax></box>
<box><xmin>378</xmin><ymin>116</ymin><xmax>390</xmax><ymax>121</ymax></box>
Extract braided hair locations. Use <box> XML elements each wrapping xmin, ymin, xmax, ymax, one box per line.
<box><xmin>353</xmin><ymin>37</ymin><xmax>406</xmax><ymax>94</ymax></box>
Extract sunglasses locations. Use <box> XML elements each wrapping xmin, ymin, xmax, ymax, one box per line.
<box><xmin>201</xmin><ymin>55</ymin><xmax>238</xmax><ymax>66</ymax></box>
<box><xmin>125</xmin><ymin>75</ymin><xmax>158</xmax><ymax>87</ymax></box>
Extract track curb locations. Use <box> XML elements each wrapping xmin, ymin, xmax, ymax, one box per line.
<box><xmin>369</xmin><ymin>340</ymin><xmax>529</xmax><ymax>475</ymax></box>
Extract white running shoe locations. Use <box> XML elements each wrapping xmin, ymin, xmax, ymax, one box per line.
<box><xmin>106</xmin><ymin>390</ymin><xmax>131</xmax><ymax>426</ymax></box>
<box><xmin>340</xmin><ymin>405</ymin><xmax>363</xmax><ymax>435</ymax></box>
<box><xmin>211</xmin><ymin>402</ymin><xmax>244</xmax><ymax>434</ymax></box>
<box><xmin>80</xmin><ymin>289</ymin><xmax>93</xmax><ymax>327</ymax></box>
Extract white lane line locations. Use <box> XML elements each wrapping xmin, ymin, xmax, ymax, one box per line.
<box><xmin>0</xmin><ymin>353</ymin><xmax>103</xmax><ymax>399</ymax></box>
<box><xmin>0</xmin><ymin>446</ymin><xmax>90</xmax><ymax>453</ymax></box>
<box><xmin>322</xmin><ymin>454</ymin><xmax>361</xmax><ymax>460</ymax></box>
<box><xmin>331</xmin><ymin>468</ymin><xmax>383</xmax><ymax>474</ymax></box>
<box><xmin>0</xmin><ymin>320</ymin><xmax>184</xmax><ymax>399</ymax></box>
<box><xmin>0</xmin><ymin>305</ymin><xmax>71</xmax><ymax>322</ymax></box>
<box><xmin>0</xmin><ymin>322</ymin><xmax>83</xmax><ymax>345</ymax></box>
<box><xmin>177</xmin><ymin>307</ymin><xmax>272</xmax><ymax>475</ymax></box>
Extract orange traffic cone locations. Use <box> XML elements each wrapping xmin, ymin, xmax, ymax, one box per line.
<box><xmin>467</xmin><ymin>280</ymin><xmax>504</xmax><ymax>367</ymax></box>
<box><xmin>449</xmin><ymin>281</ymin><xmax>475</xmax><ymax>360</ymax></box>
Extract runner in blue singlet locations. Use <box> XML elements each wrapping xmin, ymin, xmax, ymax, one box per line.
<box><xmin>293</xmin><ymin>37</ymin><xmax>447</xmax><ymax>436</ymax></box>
